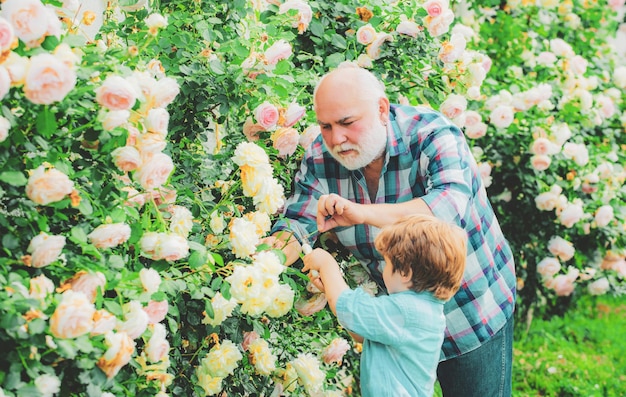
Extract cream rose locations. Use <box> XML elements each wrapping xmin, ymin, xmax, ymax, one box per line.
<box><xmin>594</xmin><ymin>205</ymin><xmax>614</xmax><ymax>228</ymax></box>
<box><xmin>145</xmin><ymin>323</ymin><xmax>170</xmax><ymax>363</ymax></box>
<box><xmin>26</xmin><ymin>165</ymin><xmax>74</xmax><ymax>205</ymax></box>
<box><xmin>97</xmin><ymin>331</ymin><xmax>136</xmax><ymax>379</ymax></box>
<box><xmin>91</xmin><ymin>309</ymin><xmax>116</xmax><ymax>335</ymax></box>
<box><xmin>88</xmin><ymin>223</ymin><xmax>132</xmax><ymax>249</ymax></box>
<box><xmin>145</xmin><ymin>107</ymin><xmax>170</xmax><ymax>137</ymax></box>
<box><xmin>24</xmin><ymin>53</ymin><xmax>77</xmax><ymax>105</ymax></box>
<box><xmin>27</xmin><ymin>232</ymin><xmax>66</xmax><ymax>268</ymax></box>
<box><xmin>139</xmin><ymin>268</ymin><xmax>161</xmax><ymax>294</ymax></box>
<box><xmin>271</xmin><ymin>127</ymin><xmax>300</xmax><ymax>158</ymax></box>
<box><xmin>396</xmin><ymin>20</ymin><xmax>420</xmax><ymax>38</ymax></box>
<box><xmin>64</xmin><ymin>271</ymin><xmax>106</xmax><ymax>302</ymax></box>
<box><xmin>322</xmin><ymin>337</ymin><xmax>350</xmax><ymax>365</ymax></box>
<box><xmin>49</xmin><ymin>291</ymin><xmax>96</xmax><ymax>339</ymax></box>
<box><xmin>143</xmin><ymin>300</ymin><xmax>169</xmax><ymax>324</ymax></box>
<box><xmin>117</xmin><ymin>300</ymin><xmax>149</xmax><ymax>339</ymax></box>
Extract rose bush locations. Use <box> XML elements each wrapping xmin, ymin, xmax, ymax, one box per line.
<box><xmin>0</xmin><ymin>0</ymin><xmax>624</xmax><ymax>396</ymax></box>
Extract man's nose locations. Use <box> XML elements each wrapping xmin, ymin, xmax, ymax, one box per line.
<box><xmin>329</xmin><ymin>126</ymin><xmax>348</xmax><ymax>146</ymax></box>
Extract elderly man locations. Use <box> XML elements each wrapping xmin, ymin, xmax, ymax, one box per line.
<box><xmin>266</xmin><ymin>64</ymin><xmax>516</xmax><ymax>397</ymax></box>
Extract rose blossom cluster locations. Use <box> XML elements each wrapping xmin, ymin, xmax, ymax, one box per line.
<box><xmin>196</xmin><ymin>339</ymin><xmax>243</xmax><ymax>396</ymax></box>
<box><xmin>20</xmin><ymin>265</ymin><xmax>171</xmax><ymax>382</ymax></box>
<box><xmin>232</xmin><ymin>141</ymin><xmax>285</xmax><ymax>214</ymax></box>
<box><xmin>243</xmin><ymin>100</ymin><xmax>307</xmax><ymax>158</ymax></box>
<box><xmin>225</xmin><ymin>250</ymin><xmax>295</xmax><ymax>317</ymax></box>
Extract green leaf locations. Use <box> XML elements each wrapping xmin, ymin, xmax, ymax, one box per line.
<box><xmin>35</xmin><ymin>107</ymin><xmax>58</xmax><ymax>138</ymax></box>
<box><xmin>0</xmin><ymin>171</ymin><xmax>27</xmax><ymax>187</ymax></box>
<box><xmin>204</xmin><ymin>299</ymin><xmax>214</xmax><ymax>319</ymax></box>
<box><xmin>71</xmin><ymin>226</ymin><xmax>89</xmax><ymax>244</ymax></box>
<box><xmin>188</xmin><ymin>250</ymin><xmax>207</xmax><ymax>269</ymax></box>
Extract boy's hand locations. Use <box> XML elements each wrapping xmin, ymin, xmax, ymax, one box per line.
<box><xmin>302</xmin><ymin>248</ymin><xmax>335</xmax><ymax>292</ymax></box>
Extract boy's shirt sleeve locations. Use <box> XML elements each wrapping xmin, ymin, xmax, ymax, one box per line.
<box><xmin>336</xmin><ymin>288</ymin><xmax>409</xmax><ymax>345</ymax></box>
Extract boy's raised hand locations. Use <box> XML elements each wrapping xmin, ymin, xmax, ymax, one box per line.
<box><xmin>302</xmin><ymin>248</ymin><xmax>335</xmax><ymax>293</ymax></box>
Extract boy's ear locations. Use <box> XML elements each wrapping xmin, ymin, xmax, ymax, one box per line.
<box><xmin>401</xmin><ymin>268</ymin><xmax>413</xmax><ymax>281</ymax></box>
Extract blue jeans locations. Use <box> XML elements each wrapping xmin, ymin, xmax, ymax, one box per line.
<box><xmin>436</xmin><ymin>316</ymin><xmax>514</xmax><ymax>397</ymax></box>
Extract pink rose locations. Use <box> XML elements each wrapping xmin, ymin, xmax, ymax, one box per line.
<box><xmin>0</xmin><ymin>116</ymin><xmax>11</xmax><ymax>143</ymax></box>
<box><xmin>156</xmin><ymin>233</ymin><xmax>189</xmax><ymax>262</ymax></box>
<box><xmin>530</xmin><ymin>155</ymin><xmax>551</xmax><ymax>171</ymax></box>
<box><xmin>134</xmin><ymin>152</ymin><xmax>174</xmax><ymax>190</ymax></box>
<box><xmin>423</xmin><ymin>0</ymin><xmax>448</xmax><ymax>17</ymax></box>
<box><xmin>439</xmin><ymin>94</ymin><xmax>467</xmax><ymax>120</ymax></box>
<box><xmin>152</xmin><ymin>76</ymin><xmax>180</xmax><ymax>108</ymax></box>
<box><xmin>558</xmin><ymin>203</ymin><xmax>584</xmax><ymax>228</ymax></box>
<box><xmin>0</xmin><ymin>66</ymin><xmax>10</xmax><ymax>101</ymax></box>
<box><xmin>465</xmin><ymin>122</ymin><xmax>487</xmax><ymax>139</ymax></box>
<box><xmin>537</xmin><ymin>257</ymin><xmax>561</xmax><ymax>279</ymax></box>
<box><xmin>243</xmin><ymin>117</ymin><xmax>264</xmax><ymax>142</ymax></box>
<box><xmin>254</xmin><ymin>101</ymin><xmax>279</xmax><ymax>130</ymax></box>
<box><xmin>24</xmin><ymin>53</ymin><xmax>77</xmax><ymax>105</ymax></box>
<box><xmin>95</xmin><ymin>75</ymin><xmax>138</xmax><ymax>111</ymax></box>
<box><xmin>144</xmin><ymin>300</ymin><xmax>169</xmax><ymax>324</ymax></box>
<box><xmin>1</xmin><ymin>0</ymin><xmax>58</xmax><ymax>47</ymax></box>
<box><xmin>144</xmin><ymin>323</ymin><xmax>170</xmax><ymax>363</ymax></box>
<box><xmin>264</xmin><ymin>39</ymin><xmax>292</xmax><ymax>66</ymax></box>
<box><xmin>569</xmin><ymin>55</ymin><xmax>588</xmax><ymax>75</ymax></box>
<box><xmin>271</xmin><ymin>127</ymin><xmax>300</xmax><ymax>158</ymax></box>
<box><xmin>26</xmin><ymin>165</ymin><xmax>74</xmax><ymax>205</ymax></box>
<box><xmin>111</xmin><ymin>146</ymin><xmax>142</xmax><ymax>172</ymax></box>
<box><xmin>91</xmin><ymin>309</ymin><xmax>117</xmax><ymax>335</ymax></box>
<box><xmin>278</xmin><ymin>0</ymin><xmax>313</xmax><ymax>33</ymax></box>
<box><xmin>530</xmin><ymin>137</ymin><xmax>559</xmax><ymax>155</ymax></box>
<box><xmin>0</xmin><ymin>17</ymin><xmax>15</xmax><ymax>51</ymax></box>
<box><xmin>135</xmin><ymin>132</ymin><xmax>167</xmax><ymax>154</ymax></box>
<box><xmin>64</xmin><ymin>271</ymin><xmax>106</xmax><ymax>302</ymax></box>
<box><xmin>101</xmin><ymin>110</ymin><xmax>130</xmax><ymax>131</ymax></box>
<box><xmin>322</xmin><ymin>338</ymin><xmax>350</xmax><ymax>365</ymax></box>
<box><xmin>356</xmin><ymin>24</ymin><xmax>377</xmax><ymax>45</ymax></box>
<box><xmin>424</xmin><ymin>9</ymin><xmax>454</xmax><ymax>37</ymax></box>
<box><xmin>295</xmin><ymin>293</ymin><xmax>327</xmax><ymax>316</ymax></box>
<box><xmin>546</xmin><ymin>274</ymin><xmax>576</xmax><ymax>296</ymax></box>
<box><xmin>282</xmin><ymin>102</ymin><xmax>306</xmax><ymax>128</ymax></box>
<box><xmin>547</xmin><ymin>236</ymin><xmax>575</xmax><ymax>262</ymax></box>
<box><xmin>366</xmin><ymin>32</ymin><xmax>393</xmax><ymax>60</ymax></box>
<box><xmin>594</xmin><ymin>205</ymin><xmax>614</xmax><ymax>228</ymax></box>
<box><xmin>299</xmin><ymin>124</ymin><xmax>320</xmax><ymax>148</ymax></box>
<box><xmin>489</xmin><ymin>105</ymin><xmax>515</xmax><ymax>128</ymax></box>
<box><xmin>241</xmin><ymin>330</ymin><xmax>260</xmax><ymax>351</ymax></box>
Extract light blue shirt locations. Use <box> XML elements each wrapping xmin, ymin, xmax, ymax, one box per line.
<box><xmin>336</xmin><ymin>288</ymin><xmax>445</xmax><ymax>397</ymax></box>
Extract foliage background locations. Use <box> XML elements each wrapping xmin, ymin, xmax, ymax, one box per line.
<box><xmin>0</xmin><ymin>0</ymin><xmax>624</xmax><ymax>396</ymax></box>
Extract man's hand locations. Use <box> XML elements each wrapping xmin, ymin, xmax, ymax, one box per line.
<box><xmin>257</xmin><ymin>232</ymin><xmax>302</xmax><ymax>267</ymax></box>
<box><xmin>317</xmin><ymin>193</ymin><xmax>365</xmax><ymax>232</ymax></box>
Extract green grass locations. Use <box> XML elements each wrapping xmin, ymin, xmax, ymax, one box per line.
<box><xmin>512</xmin><ymin>295</ymin><xmax>626</xmax><ymax>396</ymax></box>
<box><xmin>434</xmin><ymin>295</ymin><xmax>626</xmax><ymax>396</ymax></box>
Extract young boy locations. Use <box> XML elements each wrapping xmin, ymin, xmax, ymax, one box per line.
<box><xmin>302</xmin><ymin>214</ymin><xmax>467</xmax><ymax>397</ymax></box>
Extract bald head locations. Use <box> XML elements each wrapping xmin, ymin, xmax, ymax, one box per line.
<box><xmin>313</xmin><ymin>65</ymin><xmax>387</xmax><ymax>109</ymax></box>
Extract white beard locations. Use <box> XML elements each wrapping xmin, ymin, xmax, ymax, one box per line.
<box><xmin>327</xmin><ymin>125</ymin><xmax>387</xmax><ymax>170</ymax></box>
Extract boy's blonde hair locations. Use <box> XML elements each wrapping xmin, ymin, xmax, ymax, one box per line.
<box><xmin>374</xmin><ymin>214</ymin><xmax>467</xmax><ymax>301</ymax></box>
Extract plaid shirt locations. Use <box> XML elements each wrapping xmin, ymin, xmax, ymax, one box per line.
<box><xmin>272</xmin><ymin>104</ymin><xmax>516</xmax><ymax>359</ymax></box>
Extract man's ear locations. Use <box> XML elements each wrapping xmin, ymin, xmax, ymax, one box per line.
<box><xmin>378</xmin><ymin>96</ymin><xmax>390</xmax><ymax>125</ymax></box>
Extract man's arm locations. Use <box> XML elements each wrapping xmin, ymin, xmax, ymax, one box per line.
<box><xmin>316</xmin><ymin>194</ymin><xmax>435</xmax><ymax>232</ymax></box>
